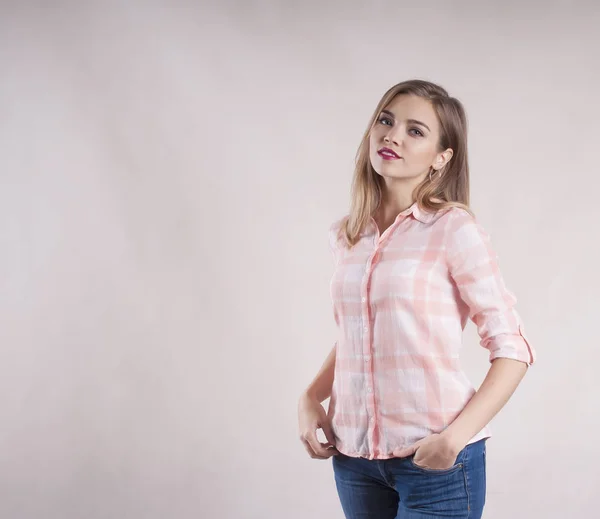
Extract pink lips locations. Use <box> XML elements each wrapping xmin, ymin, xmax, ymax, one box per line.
<box><xmin>378</xmin><ymin>147</ymin><xmax>401</xmax><ymax>160</ymax></box>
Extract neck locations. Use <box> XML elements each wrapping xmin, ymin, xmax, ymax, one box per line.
<box><xmin>377</xmin><ymin>189</ymin><xmax>415</xmax><ymax>221</ymax></box>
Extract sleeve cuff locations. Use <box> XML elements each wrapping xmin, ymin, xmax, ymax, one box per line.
<box><xmin>487</xmin><ymin>324</ymin><xmax>536</xmax><ymax>367</ymax></box>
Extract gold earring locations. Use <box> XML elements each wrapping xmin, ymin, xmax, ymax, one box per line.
<box><xmin>429</xmin><ymin>167</ymin><xmax>443</xmax><ymax>182</ymax></box>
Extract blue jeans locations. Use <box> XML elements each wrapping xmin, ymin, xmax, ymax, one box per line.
<box><xmin>332</xmin><ymin>438</ymin><xmax>487</xmax><ymax>518</ymax></box>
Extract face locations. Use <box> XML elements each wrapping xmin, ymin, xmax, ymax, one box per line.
<box><xmin>369</xmin><ymin>94</ymin><xmax>453</xmax><ymax>183</ymax></box>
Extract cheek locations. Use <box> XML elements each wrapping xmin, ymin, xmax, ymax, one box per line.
<box><xmin>368</xmin><ymin>133</ymin><xmax>380</xmax><ymax>155</ymax></box>
<box><xmin>406</xmin><ymin>141</ymin><xmax>436</xmax><ymax>162</ymax></box>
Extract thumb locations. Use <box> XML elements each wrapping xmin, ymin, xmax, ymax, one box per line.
<box><xmin>321</xmin><ymin>420</ymin><xmax>337</xmax><ymax>447</ymax></box>
<box><xmin>392</xmin><ymin>441</ymin><xmax>420</xmax><ymax>458</ymax></box>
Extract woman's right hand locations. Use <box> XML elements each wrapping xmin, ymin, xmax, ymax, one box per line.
<box><xmin>297</xmin><ymin>393</ymin><xmax>339</xmax><ymax>459</ymax></box>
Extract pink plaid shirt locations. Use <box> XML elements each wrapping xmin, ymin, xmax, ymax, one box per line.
<box><xmin>327</xmin><ymin>202</ymin><xmax>536</xmax><ymax>460</ymax></box>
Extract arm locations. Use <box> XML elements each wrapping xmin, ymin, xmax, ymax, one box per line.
<box><xmin>302</xmin><ymin>222</ymin><xmax>341</xmax><ymax>404</ymax></box>
<box><xmin>298</xmin><ymin>220</ymin><xmax>342</xmax><ymax>459</ymax></box>
<box><xmin>301</xmin><ymin>343</ymin><xmax>337</xmax><ymax>404</ymax></box>
<box><xmin>298</xmin><ymin>344</ymin><xmax>339</xmax><ymax>459</ymax></box>
<box><xmin>442</xmin><ymin>357</ymin><xmax>527</xmax><ymax>451</ymax></box>
<box><xmin>440</xmin><ymin>210</ymin><xmax>536</xmax><ymax>453</ymax></box>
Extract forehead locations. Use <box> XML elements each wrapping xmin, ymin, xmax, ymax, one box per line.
<box><xmin>382</xmin><ymin>94</ymin><xmax>439</xmax><ymax>131</ymax></box>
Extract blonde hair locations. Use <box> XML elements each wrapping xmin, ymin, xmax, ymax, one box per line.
<box><xmin>339</xmin><ymin>79</ymin><xmax>474</xmax><ymax>248</ymax></box>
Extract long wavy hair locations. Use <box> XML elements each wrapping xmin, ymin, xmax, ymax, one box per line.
<box><xmin>339</xmin><ymin>79</ymin><xmax>474</xmax><ymax>248</ymax></box>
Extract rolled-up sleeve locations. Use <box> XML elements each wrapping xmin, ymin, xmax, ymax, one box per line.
<box><xmin>445</xmin><ymin>210</ymin><xmax>536</xmax><ymax>366</ymax></box>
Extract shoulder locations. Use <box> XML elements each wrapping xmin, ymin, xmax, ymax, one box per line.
<box><xmin>329</xmin><ymin>215</ymin><xmax>348</xmax><ymax>232</ymax></box>
<box><xmin>433</xmin><ymin>206</ymin><xmax>479</xmax><ymax>231</ymax></box>
<box><xmin>439</xmin><ymin>207</ymin><xmax>496</xmax><ymax>256</ymax></box>
<box><xmin>328</xmin><ymin>215</ymin><xmax>348</xmax><ymax>248</ymax></box>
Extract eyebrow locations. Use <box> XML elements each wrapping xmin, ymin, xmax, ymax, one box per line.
<box><xmin>380</xmin><ymin>110</ymin><xmax>431</xmax><ymax>132</ymax></box>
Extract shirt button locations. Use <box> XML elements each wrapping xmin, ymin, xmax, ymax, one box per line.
<box><xmin>364</xmin><ymin>355</ymin><xmax>371</xmax><ymax>362</ymax></box>
<box><xmin>363</xmin><ymin>326</ymin><xmax>368</xmax><ymax>332</ymax></box>
<box><xmin>361</xmin><ymin>297</ymin><xmax>366</xmax><ymax>302</ymax></box>
<box><xmin>366</xmin><ymin>387</ymin><xmax>373</xmax><ymax>393</ymax></box>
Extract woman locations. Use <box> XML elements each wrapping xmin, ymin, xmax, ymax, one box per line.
<box><xmin>297</xmin><ymin>79</ymin><xmax>536</xmax><ymax>518</ymax></box>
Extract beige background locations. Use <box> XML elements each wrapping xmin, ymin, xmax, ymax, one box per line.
<box><xmin>0</xmin><ymin>2</ymin><xmax>598</xmax><ymax>518</ymax></box>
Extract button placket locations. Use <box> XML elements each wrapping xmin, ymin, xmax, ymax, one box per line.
<box><xmin>362</xmin><ymin>247</ymin><xmax>382</xmax><ymax>452</ymax></box>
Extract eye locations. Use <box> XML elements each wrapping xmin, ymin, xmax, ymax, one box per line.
<box><xmin>409</xmin><ymin>128</ymin><xmax>424</xmax><ymax>137</ymax></box>
<box><xmin>378</xmin><ymin>116</ymin><xmax>393</xmax><ymax>126</ymax></box>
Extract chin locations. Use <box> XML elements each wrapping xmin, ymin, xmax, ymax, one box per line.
<box><xmin>373</xmin><ymin>162</ymin><xmax>405</xmax><ymax>178</ymax></box>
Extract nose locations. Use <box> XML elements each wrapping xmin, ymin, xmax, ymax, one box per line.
<box><xmin>383</xmin><ymin>125</ymin><xmax>401</xmax><ymax>146</ymax></box>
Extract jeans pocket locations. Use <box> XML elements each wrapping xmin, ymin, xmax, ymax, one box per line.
<box><xmin>409</xmin><ymin>455</ymin><xmax>463</xmax><ymax>475</ymax></box>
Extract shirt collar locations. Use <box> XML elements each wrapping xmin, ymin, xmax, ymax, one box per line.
<box><xmin>398</xmin><ymin>201</ymin><xmax>437</xmax><ymax>224</ymax></box>
<box><xmin>368</xmin><ymin>202</ymin><xmax>438</xmax><ymax>236</ymax></box>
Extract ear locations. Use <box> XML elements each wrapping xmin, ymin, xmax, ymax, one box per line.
<box><xmin>432</xmin><ymin>148</ymin><xmax>453</xmax><ymax>171</ymax></box>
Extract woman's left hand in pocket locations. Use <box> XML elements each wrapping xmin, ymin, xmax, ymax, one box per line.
<box><xmin>392</xmin><ymin>433</ymin><xmax>463</xmax><ymax>470</ymax></box>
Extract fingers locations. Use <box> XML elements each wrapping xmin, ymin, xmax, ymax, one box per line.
<box><xmin>297</xmin><ymin>399</ymin><xmax>340</xmax><ymax>460</ymax></box>
<box><xmin>301</xmin><ymin>438</ymin><xmax>335</xmax><ymax>460</ymax></box>
<box><xmin>392</xmin><ymin>445</ymin><xmax>418</xmax><ymax>458</ymax></box>
<box><xmin>321</xmin><ymin>421</ymin><xmax>337</xmax><ymax>448</ymax></box>
<box><xmin>300</xmin><ymin>429</ymin><xmax>339</xmax><ymax>459</ymax></box>
<box><xmin>393</xmin><ymin>438</ymin><xmax>425</xmax><ymax>458</ymax></box>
